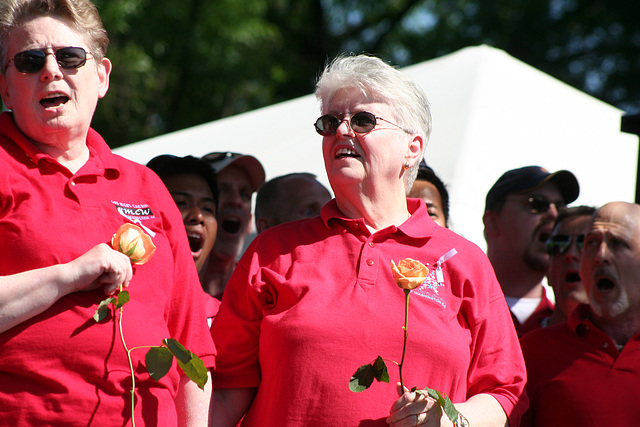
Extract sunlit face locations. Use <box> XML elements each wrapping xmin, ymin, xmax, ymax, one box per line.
<box><xmin>0</xmin><ymin>16</ymin><xmax>110</xmax><ymax>149</ymax></box>
<box><xmin>213</xmin><ymin>165</ymin><xmax>253</xmax><ymax>259</ymax></box>
<box><xmin>163</xmin><ymin>174</ymin><xmax>217</xmax><ymax>273</ymax></box>
<box><xmin>489</xmin><ymin>182</ymin><xmax>563</xmax><ymax>272</ymax></box>
<box><xmin>408</xmin><ymin>180</ymin><xmax>446</xmax><ymax>227</ymax></box>
<box><xmin>321</xmin><ymin>88</ymin><xmax>417</xmax><ymax>197</ymax></box>
<box><xmin>547</xmin><ymin>215</ymin><xmax>590</xmax><ymax>318</ymax></box>
<box><xmin>581</xmin><ymin>202</ymin><xmax>640</xmax><ymax>319</ymax></box>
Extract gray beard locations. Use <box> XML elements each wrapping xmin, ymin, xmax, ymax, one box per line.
<box><xmin>590</xmin><ymin>290</ymin><xmax>629</xmax><ymax>318</ymax></box>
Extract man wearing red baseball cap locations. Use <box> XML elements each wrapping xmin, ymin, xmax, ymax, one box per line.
<box><xmin>200</xmin><ymin>152</ymin><xmax>266</xmax><ymax>300</ymax></box>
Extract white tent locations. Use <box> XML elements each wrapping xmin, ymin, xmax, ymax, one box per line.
<box><xmin>113</xmin><ymin>45</ymin><xmax>638</xmax><ymax>250</ymax></box>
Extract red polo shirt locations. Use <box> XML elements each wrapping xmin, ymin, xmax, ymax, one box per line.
<box><xmin>212</xmin><ymin>198</ymin><xmax>527</xmax><ymax>426</ymax></box>
<box><xmin>520</xmin><ymin>304</ymin><xmax>640</xmax><ymax>426</ymax></box>
<box><xmin>0</xmin><ymin>112</ymin><xmax>215</xmax><ymax>426</ymax></box>
<box><xmin>512</xmin><ymin>289</ymin><xmax>555</xmax><ymax>338</ymax></box>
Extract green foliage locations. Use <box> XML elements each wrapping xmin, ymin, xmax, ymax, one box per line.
<box><xmin>176</xmin><ymin>351</ymin><xmax>209</xmax><ymax>390</ymax></box>
<box><xmin>91</xmin><ymin>289</ymin><xmax>209</xmax><ymax>417</ymax></box>
<box><xmin>4</xmin><ymin>0</ymin><xmax>636</xmax><ymax>147</ymax></box>
<box><xmin>91</xmin><ymin>0</ymin><xmax>300</xmax><ymax>146</ymax></box>
<box><xmin>415</xmin><ymin>386</ymin><xmax>460</xmax><ymax>423</ymax></box>
<box><xmin>143</xmin><ymin>341</ymin><xmax>208</xmax><ymax>389</ymax></box>
<box><xmin>93</xmin><ymin>296</ymin><xmax>116</xmax><ymax>322</ymax></box>
<box><xmin>92</xmin><ymin>290</ymin><xmax>130</xmax><ymax>322</ymax></box>
<box><xmin>349</xmin><ymin>358</ymin><xmax>459</xmax><ymax>422</ymax></box>
<box><xmin>349</xmin><ymin>355</ymin><xmax>390</xmax><ymax>392</ymax></box>
<box><xmin>163</xmin><ymin>338</ymin><xmax>209</xmax><ymax>390</ymax></box>
<box><xmin>164</xmin><ymin>338</ymin><xmax>192</xmax><ymax>364</ymax></box>
<box><xmin>145</xmin><ymin>346</ymin><xmax>173</xmax><ymax>381</ymax></box>
<box><xmin>114</xmin><ymin>290</ymin><xmax>130</xmax><ymax>309</ymax></box>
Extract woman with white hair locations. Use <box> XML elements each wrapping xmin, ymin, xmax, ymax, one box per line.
<box><xmin>210</xmin><ymin>54</ymin><xmax>526</xmax><ymax>427</ymax></box>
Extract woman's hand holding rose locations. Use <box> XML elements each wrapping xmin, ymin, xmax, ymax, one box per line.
<box><xmin>65</xmin><ymin>243</ymin><xmax>133</xmax><ymax>295</ymax></box>
<box><xmin>387</xmin><ymin>384</ymin><xmax>450</xmax><ymax>427</ymax></box>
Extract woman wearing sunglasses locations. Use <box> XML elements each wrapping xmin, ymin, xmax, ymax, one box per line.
<box><xmin>210</xmin><ymin>54</ymin><xmax>526</xmax><ymax>427</ymax></box>
<box><xmin>0</xmin><ymin>1</ymin><xmax>214</xmax><ymax>425</ymax></box>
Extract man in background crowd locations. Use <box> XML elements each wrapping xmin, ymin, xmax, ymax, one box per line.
<box><xmin>541</xmin><ymin>205</ymin><xmax>594</xmax><ymax>327</ymax></box>
<box><xmin>200</xmin><ymin>152</ymin><xmax>265</xmax><ymax>299</ymax></box>
<box><xmin>254</xmin><ymin>172</ymin><xmax>331</xmax><ymax>233</ymax></box>
<box><xmin>147</xmin><ymin>154</ymin><xmax>221</xmax><ymax>325</ymax></box>
<box><xmin>408</xmin><ymin>160</ymin><xmax>450</xmax><ymax>228</ymax></box>
<box><xmin>483</xmin><ymin>165</ymin><xmax>579</xmax><ymax>336</ymax></box>
<box><xmin>520</xmin><ymin>201</ymin><xmax>640</xmax><ymax>426</ymax></box>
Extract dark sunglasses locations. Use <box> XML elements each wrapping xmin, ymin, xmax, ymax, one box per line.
<box><xmin>7</xmin><ymin>47</ymin><xmax>90</xmax><ymax>74</ymax></box>
<box><xmin>507</xmin><ymin>195</ymin><xmax>565</xmax><ymax>214</ymax></box>
<box><xmin>545</xmin><ymin>234</ymin><xmax>585</xmax><ymax>256</ymax></box>
<box><xmin>314</xmin><ymin>111</ymin><xmax>409</xmax><ymax>136</ymax></box>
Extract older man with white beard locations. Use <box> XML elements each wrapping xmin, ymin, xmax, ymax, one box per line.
<box><xmin>519</xmin><ymin>201</ymin><xmax>640</xmax><ymax>427</ymax></box>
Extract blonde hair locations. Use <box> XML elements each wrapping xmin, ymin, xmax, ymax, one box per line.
<box><xmin>0</xmin><ymin>0</ymin><xmax>109</xmax><ymax>72</ymax></box>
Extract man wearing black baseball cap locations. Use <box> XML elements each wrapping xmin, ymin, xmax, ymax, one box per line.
<box><xmin>483</xmin><ymin>166</ymin><xmax>580</xmax><ymax>337</ymax></box>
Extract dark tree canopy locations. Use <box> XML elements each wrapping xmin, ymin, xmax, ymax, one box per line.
<box><xmin>7</xmin><ymin>0</ymin><xmax>640</xmax><ymax>148</ymax></box>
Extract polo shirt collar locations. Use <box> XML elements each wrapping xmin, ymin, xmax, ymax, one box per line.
<box><xmin>567</xmin><ymin>303</ymin><xmax>592</xmax><ymax>336</ymax></box>
<box><xmin>567</xmin><ymin>303</ymin><xmax>640</xmax><ymax>357</ymax></box>
<box><xmin>0</xmin><ymin>112</ymin><xmax>119</xmax><ymax>177</ymax></box>
<box><xmin>0</xmin><ymin>112</ymin><xmax>41</xmax><ymax>164</ymax></box>
<box><xmin>85</xmin><ymin>126</ymin><xmax>120</xmax><ymax>175</ymax></box>
<box><xmin>320</xmin><ymin>198</ymin><xmax>436</xmax><ymax>239</ymax></box>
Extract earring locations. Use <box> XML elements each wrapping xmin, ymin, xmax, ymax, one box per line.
<box><xmin>403</xmin><ymin>161</ymin><xmax>410</xmax><ymax>170</ymax></box>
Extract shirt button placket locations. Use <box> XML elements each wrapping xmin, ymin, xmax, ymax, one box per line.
<box><xmin>358</xmin><ymin>237</ymin><xmax>379</xmax><ymax>284</ymax></box>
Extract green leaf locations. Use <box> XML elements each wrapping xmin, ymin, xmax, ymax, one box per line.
<box><xmin>163</xmin><ymin>338</ymin><xmax>192</xmax><ymax>364</ymax></box>
<box><xmin>163</xmin><ymin>338</ymin><xmax>209</xmax><ymax>390</ymax></box>
<box><xmin>145</xmin><ymin>346</ymin><xmax>174</xmax><ymax>381</ymax></box>
<box><xmin>349</xmin><ymin>364</ymin><xmax>375</xmax><ymax>392</ymax></box>
<box><xmin>115</xmin><ymin>290</ymin><xmax>130</xmax><ymax>309</ymax></box>
<box><xmin>425</xmin><ymin>387</ymin><xmax>459</xmax><ymax>422</ymax></box>
<box><xmin>93</xmin><ymin>297</ymin><xmax>116</xmax><ymax>322</ymax></box>
<box><xmin>373</xmin><ymin>356</ymin><xmax>389</xmax><ymax>383</ymax></box>
<box><xmin>349</xmin><ymin>356</ymin><xmax>388</xmax><ymax>393</ymax></box>
<box><xmin>177</xmin><ymin>354</ymin><xmax>209</xmax><ymax>390</ymax></box>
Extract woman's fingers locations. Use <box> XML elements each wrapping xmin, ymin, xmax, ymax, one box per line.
<box><xmin>388</xmin><ymin>385</ymin><xmax>430</xmax><ymax>425</ymax></box>
<box><xmin>67</xmin><ymin>244</ymin><xmax>133</xmax><ymax>293</ymax></box>
<box><xmin>387</xmin><ymin>383</ymin><xmax>445</xmax><ymax>427</ymax></box>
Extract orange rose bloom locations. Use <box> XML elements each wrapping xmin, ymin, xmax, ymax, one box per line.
<box><xmin>390</xmin><ymin>258</ymin><xmax>428</xmax><ymax>290</ymax></box>
<box><xmin>111</xmin><ymin>223</ymin><xmax>156</xmax><ymax>265</ymax></box>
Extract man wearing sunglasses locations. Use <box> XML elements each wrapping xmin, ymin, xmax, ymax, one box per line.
<box><xmin>542</xmin><ymin>205</ymin><xmax>595</xmax><ymax>327</ymax></box>
<box><xmin>520</xmin><ymin>201</ymin><xmax>640</xmax><ymax>426</ymax></box>
<box><xmin>483</xmin><ymin>165</ymin><xmax>580</xmax><ymax>337</ymax></box>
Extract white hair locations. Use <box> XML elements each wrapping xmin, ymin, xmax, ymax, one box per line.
<box><xmin>315</xmin><ymin>53</ymin><xmax>432</xmax><ymax>191</ymax></box>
